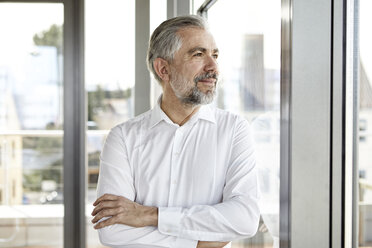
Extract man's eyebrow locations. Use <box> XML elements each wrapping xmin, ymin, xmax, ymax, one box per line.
<box><xmin>188</xmin><ymin>47</ymin><xmax>206</xmax><ymax>54</ymax></box>
<box><xmin>187</xmin><ymin>47</ymin><xmax>219</xmax><ymax>54</ymax></box>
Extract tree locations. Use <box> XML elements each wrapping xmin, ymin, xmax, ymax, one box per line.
<box><xmin>33</xmin><ymin>24</ymin><xmax>63</xmax><ymax>54</ymax></box>
<box><xmin>88</xmin><ymin>85</ymin><xmax>106</xmax><ymax>121</ymax></box>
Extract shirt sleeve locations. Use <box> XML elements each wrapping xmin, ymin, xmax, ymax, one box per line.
<box><xmin>157</xmin><ymin>118</ymin><xmax>260</xmax><ymax>242</ymax></box>
<box><xmin>96</xmin><ymin>126</ymin><xmax>198</xmax><ymax>248</ymax></box>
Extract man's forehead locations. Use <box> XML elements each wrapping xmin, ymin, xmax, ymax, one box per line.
<box><xmin>177</xmin><ymin>27</ymin><xmax>213</xmax><ymax>39</ymax></box>
<box><xmin>177</xmin><ymin>27</ymin><xmax>218</xmax><ymax>51</ymax></box>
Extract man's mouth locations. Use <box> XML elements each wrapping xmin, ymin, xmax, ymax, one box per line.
<box><xmin>198</xmin><ymin>78</ymin><xmax>216</xmax><ymax>86</ymax></box>
<box><xmin>194</xmin><ymin>73</ymin><xmax>218</xmax><ymax>85</ymax></box>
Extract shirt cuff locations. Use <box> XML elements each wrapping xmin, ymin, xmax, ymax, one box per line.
<box><xmin>158</xmin><ymin>206</ymin><xmax>183</xmax><ymax>236</ymax></box>
<box><xmin>171</xmin><ymin>237</ymin><xmax>198</xmax><ymax>248</ymax></box>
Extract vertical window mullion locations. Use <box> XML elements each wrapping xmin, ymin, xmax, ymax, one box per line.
<box><xmin>63</xmin><ymin>0</ymin><xmax>86</xmax><ymax>247</ymax></box>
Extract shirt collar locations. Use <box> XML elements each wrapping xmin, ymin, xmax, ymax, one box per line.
<box><xmin>149</xmin><ymin>95</ymin><xmax>170</xmax><ymax>129</ymax></box>
<box><xmin>196</xmin><ymin>104</ymin><xmax>216</xmax><ymax>124</ymax></box>
<box><xmin>149</xmin><ymin>95</ymin><xmax>216</xmax><ymax>129</ymax></box>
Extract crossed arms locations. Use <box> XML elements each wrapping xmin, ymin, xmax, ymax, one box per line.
<box><xmin>91</xmin><ymin>194</ymin><xmax>229</xmax><ymax>248</ymax></box>
<box><xmin>92</xmin><ymin>121</ymin><xmax>260</xmax><ymax>248</ymax></box>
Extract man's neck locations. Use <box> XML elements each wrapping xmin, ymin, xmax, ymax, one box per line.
<box><xmin>161</xmin><ymin>92</ymin><xmax>200</xmax><ymax>126</ymax></box>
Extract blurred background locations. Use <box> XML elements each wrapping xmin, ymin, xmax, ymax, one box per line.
<box><xmin>0</xmin><ymin>0</ymin><xmax>371</xmax><ymax>247</ymax></box>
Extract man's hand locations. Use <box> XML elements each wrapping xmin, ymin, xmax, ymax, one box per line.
<box><xmin>92</xmin><ymin>194</ymin><xmax>230</xmax><ymax>247</ymax></box>
<box><xmin>258</xmin><ymin>223</ymin><xmax>268</xmax><ymax>233</ymax></box>
<box><xmin>91</xmin><ymin>194</ymin><xmax>158</xmax><ymax>229</ymax></box>
<box><xmin>197</xmin><ymin>241</ymin><xmax>230</xmax><ymax>248</ymax></box>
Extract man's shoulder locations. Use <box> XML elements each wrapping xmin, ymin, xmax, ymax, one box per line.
<box><xmin>111</xmin><ymin>109</ymin><xmax>152</xmax><ymax>135</ymax></box>
<box><xmin>212</xmin><ymin>106</ymin><xmax>247</xmax><ymax>125</ymax></box>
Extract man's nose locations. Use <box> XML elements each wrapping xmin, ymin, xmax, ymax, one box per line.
<box><xmin>204</xmin><ymin>55</ymin><xmax>218</xmax><ymax>73</ymax></box>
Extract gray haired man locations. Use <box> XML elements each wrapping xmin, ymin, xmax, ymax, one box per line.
<box><xmin>92</xmin><ymin>15</ymin><xmax>260</xmax><ymax>248</ymax></box>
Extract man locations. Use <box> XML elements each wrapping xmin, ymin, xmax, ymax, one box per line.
<box><xmin>91</xmin><ymin>15</ymin><xmax>260</xmax><ymax>248</ymax></box>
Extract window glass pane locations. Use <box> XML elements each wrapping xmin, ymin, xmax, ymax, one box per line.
<box><xmin>150</xmin><ymin>0</ymin><xmax>167</xmax><ymax>107</ymax></box>
<box><xmin>0</xmin><ymin>3</ymin><xmax>64</xmax><ymax>248</ymax></box>
<box><xmin>208</xmin><ymin>1</ymin><xmax>281</xmax><ymax>247</ymax></box>
<box><xmin>85</xmin><ymin>1</ymin><xmax>135</xmax><ymax>247</ymax></box>
<box><xmin>358</xmin><ymin>0</ymin><xmax>372</xmax><ymax>247</ymax></box>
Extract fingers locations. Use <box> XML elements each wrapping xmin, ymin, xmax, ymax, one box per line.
<box><xmin>219</xmin><ymin>242</ymin><xmax>229</xmax><ymax>248</ymax></box>
<box><xmin>92</xmin><ymin>208</ymin><xmax>119</xmax><ymax>224</ymax></box>
<box><xmin>91</xmin><ymin>194</ymin><xmax>145</xmax><ymax>228</ymax></box>
<box><xmin>197</xmin><ymin>241</ymin><xmax>230</xmax><ymax>248</ymax></box>
<box><xmin>93</xmin><ymin>193</ymin><xmax>121</xmax><ymax>206</ymax></box>
<box><xmin>91</xmin><ymin>200</ymin><xmax>117</xmax><ymax>216</ymax></box>
<box><xmin>258</xmin><ymin>223</ymin><xmax>268</xmax><ymax>232</ymax></box>
<box><xmin>93</xmin><ymin>215</ymin><xmax>118</xmax><ymax>229</ymax></box>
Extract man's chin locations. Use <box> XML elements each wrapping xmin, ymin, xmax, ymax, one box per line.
<box><xmin>199</xmin><ymin>92</ymin><xmax>216</xmax><ymax>105</ymax></box>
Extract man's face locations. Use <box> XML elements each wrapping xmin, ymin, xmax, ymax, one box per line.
<box><xmin>168</xmin><ymin>27</ymin><xmax>219</xmax><ymax>105</ymax></box>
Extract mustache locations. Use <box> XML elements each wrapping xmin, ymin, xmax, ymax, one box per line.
<box><xmin>194</xmin><ymin>72</ymin><xmax>218</xmax><ymax>84</ymax></box>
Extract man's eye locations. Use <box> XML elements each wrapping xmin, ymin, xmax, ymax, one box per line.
<box><xmin>194</xmin><ymin>52</ymin><xmax>203</xmax><ymax>57</ymax></box>
<box><xmin>213</xmin><ymin>54</ymin><xmax>219</xmax><ymax>59</ymax></box>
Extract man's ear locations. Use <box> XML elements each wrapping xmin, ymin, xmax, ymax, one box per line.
<box><xmin>153</xmin><ymin>58</ymin><xmax>170</xmax><ymax>83</ymax></box>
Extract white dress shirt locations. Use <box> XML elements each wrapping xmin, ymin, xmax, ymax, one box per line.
<box><xmin>97</xmin><ymin>97</ymin><xmax>260</xmax><ymax>248</ymax></box>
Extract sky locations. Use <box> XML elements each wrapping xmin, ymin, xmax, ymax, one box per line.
<box><xmin>0</xmin><ymin>1</ymin><xmax>164</xmax><ymax>91</ymax></box>
<box><xmin>0</xmin><ymin>4</ymin><xmax>64</xmax><ymax>91</ymax></box>
<box><xmin>84</xmin><ymin>0</ymin><xmax>135</xmax><ymax>91</ymax></box>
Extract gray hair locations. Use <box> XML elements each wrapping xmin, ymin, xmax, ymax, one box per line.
<box><xmin>146</xmin><ymin>15</ymin><xmax>208</xmax><ymax>83</ymax></box>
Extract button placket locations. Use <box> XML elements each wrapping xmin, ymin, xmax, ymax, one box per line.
<box><xmin>168</xmin><ymin>128</ymin><xmax>184</xmax><ymax>206</ymax></box>
<box><xmin>173</xmin><ymin>128</ymin><xmax>184</xmax><ymax>155</ymax></box>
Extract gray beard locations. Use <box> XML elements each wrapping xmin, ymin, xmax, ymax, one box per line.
<box><xmin>180</xmin><ymin>84</ymin><xmax>215</xmax><ymax>106</ymax></box>
<box><xmin>170</xmin><ymin>73</ymin><xmax>217</xmax><ymax>106</ymax></box>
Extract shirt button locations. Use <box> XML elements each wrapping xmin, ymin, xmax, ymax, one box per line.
<box><xmin>172</xmin><ymin>180</ymin><xmax>177</xmax><ymax>185</ymax></box>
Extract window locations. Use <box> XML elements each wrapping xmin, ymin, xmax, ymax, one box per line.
<box><xmin>358</xmin><ymin>0</ymin><xmax>372</xmax><ymax>247</ymax></box>
<box><xmin>206</xmin><ymin>1</ymin><xmax>280</xmax><ymax>247</ymax></box>
<box><xmin>0</xmin><ymin>3</ymin><xmax>64</xmax><ymax>247</ymax></box>
<box><xmin>85</xmin><ymin>0</ymin><xmax>135</xmax><ymax>246</ymax></box>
